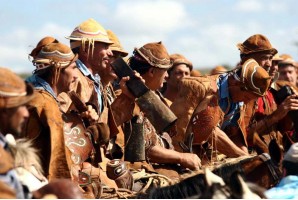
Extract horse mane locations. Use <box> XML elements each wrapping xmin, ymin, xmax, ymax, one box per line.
<box><xmin>137</xmin><ymin>173</ymin><xmax>206</xmax><ymax>199</ymax></box>
<box><xmin>211</xmin><ymin>155</ymin><xmax>255</xmax><ymax>183</ymax></box>
<box><xmin>7</xmin><ymin>136</ymin><xmax>43</xmax><ymax>175</ymax></box>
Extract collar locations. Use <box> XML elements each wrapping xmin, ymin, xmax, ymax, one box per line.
<box><xmin>218</xmin><ymin>73</ymin><xmax>230</xmax><ymax>99</ymax></box>
<box><xmin>26</xmin><ymin>74</ymin><xmax>58</xmax><ymax>101</ymax></box>
<box><xmin>76</xmin><ymin>59</ymin><xmax>101</xmax><ymax>85</ymax></box>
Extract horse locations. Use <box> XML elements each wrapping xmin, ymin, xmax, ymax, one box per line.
<box><xmin>136</xmin><ymin>168</ymin><xmax>266</xmax><ymax>199</ymax></box>
<box><xmin>6</xmin><ymin>134</ymin><xmax>84</xmax><ymax>199</ymax></box>
<box><xmin>211</xmin><ymin>152</ymin><xmax>282</xmax><ymax>189</ymax></box>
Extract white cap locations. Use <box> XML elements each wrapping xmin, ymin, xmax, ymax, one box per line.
<box><xmin>284</xmin><ymin>143</ymin><xmax>298</xmax><ymax>163</ymax></box>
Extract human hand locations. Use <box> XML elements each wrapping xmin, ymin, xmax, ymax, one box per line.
<box><xmin>274</xmin><ymin>94</ymin><xmax>298</xmax><ymax>121</ymax></box>
<box><xmin>179</xmin><ymin>153</ymin><xmax>202</xmax><ymax>170</ymax></box>
<box><xmin>80</xmin><ymin>105</ymin><xmax>99</xmax><ymax>122</ymax></box>
<box><xmin>119</xmin><ymin>71</ymin><xmax>145</xmax><ymax>99</ymax></box>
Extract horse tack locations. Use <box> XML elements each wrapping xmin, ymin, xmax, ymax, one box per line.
<box><xmin>63</xmin><ymin>112</ymin><xmax>95</xmax><ymax>165</ymax></box>
<box><xmin>258</xmin><ymin>153</ymin><xmax>281</xmax><ymax>187</ymax></box>
<box><xmin>211</xmin><ymin>153</ymin><xmax>282</xmax><ymax>189</ymax></box>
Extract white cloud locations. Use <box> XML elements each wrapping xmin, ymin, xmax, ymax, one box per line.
<box><xmin>113</xmin><ymin>0</ymin><xmax>192</xmax><ymax>35</ymax></box>
<box><xmin>234</xmin><ymin>0</ymin><xmax>263</xmax><ymax>12</ymax></box>
<box><xmin>0</xmin><ymin>23</ymin><xmax>71</xmax><ymax>73</ymax></box>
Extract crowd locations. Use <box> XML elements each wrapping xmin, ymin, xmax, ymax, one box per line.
<box><xmin>1</xmin><ymin>18</ymin><xmax>298</xmax><ymax>199</ymax></box>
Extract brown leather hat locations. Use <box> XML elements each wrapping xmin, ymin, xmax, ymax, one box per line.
<box><xmin>33</xmin><ymin>42</ymin><xmax>78</xmax><ymax>71</ymax></box>
<box><xmin>170</xmin><ymin>54</ymin><xmax>193</xmax><ymax>71</ymax></box>
<box><xmin>190</xmin><ymin>69</ymin><xmax>202</xmax><ymax>77</ymax></box>
<box><xmin>134</xmin><ymin>41</ymin><xmax>172</xmax><ymax>69</ymax></box>
<box><xmin>210</xmin><ymin>65</ymin><xmax>227</xmax><ymax>75</ymax></box>
<box><xmin>0</xmin><ymin>67</ymin><xmax>34</xmax><ymax>108</ymax></box>
<box><xmin>29</xmin><ymin>36</ymin><xmax>59</xmax><ymax>59</ymax></box>
<box><xmin>239</xmin><ymin>58</ymin><xmax>271</xmax><ymax>96</ymax></box>
<box><xmin>237</xmin><ymin>34</ymin><xmax>277</xmax><ymax>56</ymax></box>
<box><xmin>279</xmin><ymin>54</ymin><xmax>298</xmax><ymax>68</ymax></box>
<box><xmin>107</xmin><ymin>30</ymin><xmax>128</xmax><ymax>57</ymax></box>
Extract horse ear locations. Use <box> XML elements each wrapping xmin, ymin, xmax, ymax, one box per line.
<box><xmin>269</xmin><ymin>139</ymin><xmax>282</xmax><ymax>165</ymax></box>
<box><xmin>229</xmin><ymin>171</ymin><xmax>243</xmax><ymax>197</ymax></box>
<box><xmin>204</xmin><ymin>168</ymin><xmax>225</xmax><ymax>187</ymax></box>
<box><xmin>229</xmin><ymin>171</ymin><xmax>261</xmax><ymax>199</ymax></box>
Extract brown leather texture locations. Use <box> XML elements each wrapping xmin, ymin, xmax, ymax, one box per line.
<box><xmin>24</xmin><ymin>90</ymin><xmax>71</xmax><ymax>180</ymax></box>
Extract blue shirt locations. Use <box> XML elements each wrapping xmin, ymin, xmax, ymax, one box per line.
<box><xmin>26</xmin><ymin>74</ymin><xmax>58</xmax><ymax>101</ymax></box>
<box><xmin>0</xmin><ymin>134</ymin><xmax>26</xmax><ymax>199</ymax></box>
<box><xmin>265</xmin><ymin>175</ymin><xmax>298</xmax><ymax>199</ymax></box>
<box><xmin>217</xmin><ymin>73</ymin><xmax>243</xmax><ymax>130</ymax></box>
<box><xmin>76</xmin><ymin>59</ymin><xmax>103</xmax><ymax>112</ymax></box>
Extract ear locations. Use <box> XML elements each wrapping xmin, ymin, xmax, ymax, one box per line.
<box><xmin>268</xmin><ymin>138</ymin><xmax>282</xmax><ymax>165</ymax></box>
<box><xmin>229</xmin><ymin>171</ymin><xmax>244</xmax><ymax>197</ymax></box>
<box><xmin>229</xmin><ymin>171</ymin><xmax>261</xmax><ymax>199</ymax></box>
<box><xmin>148</xmin><ymin>67</ymin><xmax>155</xmax><ymax>77</ymax></box>
<box><xmin>204</xmin><ymin>168</ymin><xmax>225</xmax><ymax>187</ymax></box>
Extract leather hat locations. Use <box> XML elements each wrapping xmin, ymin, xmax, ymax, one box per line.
<box><xmin>170</xmin><ymin>54</ymin><xmax>193</xmax><ymax>71</ymax></box>
<box><xmin>29</xmin><ymin>36</ymin><xmax>59</xmax><ymax>59</ymax></box>
<box><xmin>237</xmin><ymin>34</ymin><xmax>277</xmax><ymax>56</ymax></box>
<box><xmin>0</xmin><ymin>67</ymin><xmax>34</xmax><ymax>108</ymax></box>
<box><xmin>33</xmin><ymin>42</ymin><xmax>78</xmax><ymax>71</ymax></box>
<box><xmin>134</xmin><ymin>41</ymin><xmax>172</xmax><ymax>69</ymax></box>
<box><xmin>66</xmin><ymin>18</ymin><xmax>112</xmax><ymax>50</ymax></box>
<box><xmin>107</xmin><ymin>30</ymin><xmax>128</xmax><ymax>57</ymax></box>
<box><xmin>279</xmin><ymin>54</ymin><xmax>298</xmax><ymax>68</ymax></box>
<box><xmin>210</xmin><ymin>65</ymin><xmax>227</xmax><ymax>75</ymax></box>
<box><xmin>239</xmin><ymin>58</ymin><xmax>271</xmax><ymax>96</ymax></box>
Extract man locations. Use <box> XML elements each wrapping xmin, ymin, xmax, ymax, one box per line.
<box><xmin>24</xmin><ymin>42</ymin><xmax>79</xmax><ymax>180</ymax></box>
<box><xmin>64</xmin><ymin>18</ymin><xmax>114</xmax><ymax>114</ymax></box>
<box><xmin>112</xmin><ymin>42</ymin><xmax>201</xmax><ymax>175</ymax></box>
<box><xmin>162</xmin><ymin>53</ymin><xmax>193</xmax><ymax>103</ymax></box>
<box><xmin>265</xmin><ymin>142</ymin><xmax>298</xmax><ymax>199</ymax></box>
<box><xmin>238</xmin><ymin>34</ymin><xmax>298</xmax><ymax>154</ymax></box>
<box><xmin>278</xmin><ymin>54</ymin><xmax>298</xmax><ymax>86</ymax></box>
<box><xmin>170</xmin><ymin>57</ymin><xmax>271</xmax><ymax>157</ymax></box>
<box><xmin>0</xmin><ymin>67</ymin><xmax>34</xmax><ymax>198</ymax></box>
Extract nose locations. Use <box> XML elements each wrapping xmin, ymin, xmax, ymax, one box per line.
<box><xmin>107</xmin><ymin>48</ymin><xmax>113</xmax><ymax>57</ymax></box>
<box><xmin>22</xmin><ymin>106</ymin><xmax>29</xmax><ymax>118</ymax></box>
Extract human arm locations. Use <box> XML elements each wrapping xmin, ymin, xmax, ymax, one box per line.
<box><xmin>147</xmin><ymin>145</ymin><xmax>201</xmax><ymax>170</ymax></box>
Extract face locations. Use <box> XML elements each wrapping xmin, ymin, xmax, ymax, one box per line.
<box><xmin>279</xmin><ymin>65</ymin><xmax>298</xmax><ymax>85</ymax></box>
<box><xmin>145</xmin><ymin>67</ymin><xmax>169</xmax><ymax>90</ymax></box>
<box><xmin>88</xmin><ymin>42</ymin><xmax>114</xmax><ymax>76</ymax></box>
<box><xmin>103</xmin><ymin>51</ymin><xmax>123</xmax><ymax>83</ymax></box>
<box><xmin>0</xmin><ymin>105</ymin><xmax>29</xmax><ymax>137</ymax></box>
<box><xmin>251</xmin><ymin>52</ymin><xmax>274</xmax><ymax>76</ymax></box>
<box><xmin>166</xmin><ymin>64</ymin><xmax>191</xmax><ymax>89</ymax></box>
<box><xmin>57</xmin><ymin>62</ymin><xmax>79</xmax><ymax>93</ymax></box>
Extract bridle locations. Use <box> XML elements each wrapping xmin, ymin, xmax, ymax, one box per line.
<box><xmin>259</xmin><ymin>153</ymin><xmax>281</xmax><ymax>187</ymax></box>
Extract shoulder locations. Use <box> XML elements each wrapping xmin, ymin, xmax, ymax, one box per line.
<box><xmin>0</xmin><ymin>146</ymin><xmax>14</xmax><ymax>174</ymax></box>
<box><xmin>28</xmin><ymin>90</ymin><xmax>59</xmax><ymax>114</ymax></box>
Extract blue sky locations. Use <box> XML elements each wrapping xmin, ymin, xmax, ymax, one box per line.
<box><xmin>1</xmin><ymin>0</ymin><xmax>298</xmax><ymax>73</ymax></box>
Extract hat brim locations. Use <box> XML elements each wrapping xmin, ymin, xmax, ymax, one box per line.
<box><xmin>237</xmin><ymin>43</ymin><xmax>278</xmax><ymax>56</ymax></box>
<box><xmin>134</xmin><ymin>48</ymin><xmax>172</xmax><ymax>69</ymax></box>
<box><xmin>110</xmin><ymin>48</ymin><xmax>129</xmax><ymax>57</ymax></box>
<box><xmin>65</xmin><ymin>36</ymin><xmax>113</xmax><ymax>44</ymax></box>
<box><xmin>0</xmin><ymin>83</ymin><xmax>35</xmax><ymax>108</ymax></box>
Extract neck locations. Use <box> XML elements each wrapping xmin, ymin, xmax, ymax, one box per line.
<box><xmin>79</xmin><ymin>55</ymin><xmax>94</xmax><ymax>75</ymax></box>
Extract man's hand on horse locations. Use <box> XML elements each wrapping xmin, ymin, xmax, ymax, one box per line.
<box><xmin>180</xmin><ymin>153</ymin><xmax>202</xmax><ymax>171</ymax></box>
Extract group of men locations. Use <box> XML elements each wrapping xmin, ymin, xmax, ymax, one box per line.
<box><xmin>1</xmin><ymin>17</ymin><xmax>298</xmax><ymax>198</ymax></box>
